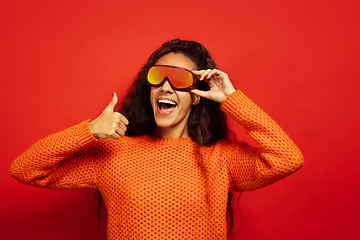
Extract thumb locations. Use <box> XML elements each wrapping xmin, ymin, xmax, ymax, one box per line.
<box><xmin>105</xmin><ymin>92</ymin><xmax>118</xmax><ymax>112</ymax></box>
<box><xmin>191</xmin><ymin>89</ymin><xmax>210</xmax><ymax>99</ymax></box>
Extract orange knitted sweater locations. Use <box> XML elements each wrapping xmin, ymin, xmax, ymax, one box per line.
<box><xmin>10</xmin><ymin>90</ymin><xmax>304</xmax><ymax>239</ymax></box>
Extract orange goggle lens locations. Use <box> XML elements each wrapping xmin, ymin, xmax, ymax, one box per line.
<box><xmin>146</xmin><ymin>65</ymin><xmax>198</xmax><ymax>91</ymax></box>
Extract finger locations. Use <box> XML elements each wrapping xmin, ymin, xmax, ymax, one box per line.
<box><xmin>192</xmin><ymin>70</ymin><xmax>205</xmax><ymax>77</ymax></box>
<box><xmin>110</xmin><ymin>118</ymin><xmax>126</xmax><ymax>137</ymax></box>
<box><xmin>119</xmin><ymin>114</ymin><xmax>129</xmax><ymax>125</ymax></box>
<box><xmin>199</xmin><ymin>69</ymin><xmax>212</xmax><ymax>81</ymax></box>
<box><xmin>103</xmin><ymin>127</ymin><xmax>120</xmax><ymax>139</ymax></box>
<box><xmin>205</xmin><ymin>69</ymin><xmax>219</xmax><ymax>79</ymax></box>
<box><xmin>111</xmin><ymin>132</ymin><xmax>121</xmax><ymax>139</ymax></box>
<box><xmin>105</xmin><ymin>92</ymin><xmax>118</xmax><ymax>112</ymax></box>
<box><xmin>115</xmin><ymin>126</ymin><xmax>125</xmax><ymax>137</ymax></box>
<box><xmin>192</xmin><ymin>70</ymin><xmax>210</xmax><ymax>81</ymax></box>
<box><xmin>118</xmin><ymin>121</ymin><xmax>127</xmax><ymax>133</ymax></box>
<box><xmin>113</xmin><ymin>112</ymin><xmax>129</xmax><ymax>127</ymax></box>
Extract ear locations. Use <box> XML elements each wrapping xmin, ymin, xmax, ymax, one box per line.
<box><xmin>191</xmin><ymin>93</ymin><xmax>200</xmax><ymax>105</ymax></box>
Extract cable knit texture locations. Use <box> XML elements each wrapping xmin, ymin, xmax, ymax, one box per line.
<box><xmin>10</xmin><ymin>90</ymin><xmax>304</xmax><ymax>239</ymax></box>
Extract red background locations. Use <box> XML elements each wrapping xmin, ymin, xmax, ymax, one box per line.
<box><xmin>1</xmin><ymin>0</ymin><xmax>359</xmax><ymax>239</ymax></box>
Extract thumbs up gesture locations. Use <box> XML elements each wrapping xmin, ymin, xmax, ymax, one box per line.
<box><xmin>88</xmin><ymin>93</ymin><xmax>129</xmax><ymax>139</ymax></box>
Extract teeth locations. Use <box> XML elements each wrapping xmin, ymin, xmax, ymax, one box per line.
<box><xmin>158</xmin><ymin>99</ymin><xmax>177</xmax><ymax>105</ymax></box>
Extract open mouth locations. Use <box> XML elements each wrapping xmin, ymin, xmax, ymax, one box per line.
<box><xmin>157</xmin><ymin>99</ymin><xmax>177</xmax><ymax>114</ymax></box>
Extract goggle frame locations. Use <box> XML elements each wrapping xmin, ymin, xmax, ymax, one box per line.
<box><xmin>146</xmin><ymin>65</ymin><xmax>199</xmax><ymax>92</ymax></box>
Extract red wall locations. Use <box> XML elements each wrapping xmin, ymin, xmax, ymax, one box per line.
<box><xmin>1</xmin><ymin>0</ymin><xmax>359</xmax><ymax>239</ymax></box>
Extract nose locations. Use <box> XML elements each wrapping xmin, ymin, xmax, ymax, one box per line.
<box><xmin>159</xmin><ymin>78</ymin><xmax>174</xmax><ymax>93</ymax></box>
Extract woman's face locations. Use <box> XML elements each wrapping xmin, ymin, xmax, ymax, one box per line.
<box><xmin>150</xmin><ymin>52</ymin><xmax>200</xmax><ymax>138</ymax></box>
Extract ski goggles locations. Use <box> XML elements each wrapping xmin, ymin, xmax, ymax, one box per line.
<box><xmin>146</xmin><ymin>65</ymin><xmax>198</xmax><ymax>91</ymax></box>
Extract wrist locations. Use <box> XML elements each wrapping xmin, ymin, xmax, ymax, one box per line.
<box><xmin>88</xmin><ymin>121</ymin><xmax>100</xmax><ymax>139</ymax></box>
<box><xmin>221</xmin><ymin>88</ymin><xmax>236</xmax><ymax>103</ymax></box>
<box><xmin>225</xmin><ymin>88</ymin><xmax>236</xmax><ymax>98</ymax></box>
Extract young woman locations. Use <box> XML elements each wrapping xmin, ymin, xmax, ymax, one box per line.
<box><xmin>10</xmin><ymin>39</ymin><xmax>304</xmax><ymax>239</ymax></box>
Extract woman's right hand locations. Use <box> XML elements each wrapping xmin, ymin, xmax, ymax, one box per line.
<box><xmin>88</xmin><ymin>93</ymin><xmax>129</xmax><ymax>139</ymax></box>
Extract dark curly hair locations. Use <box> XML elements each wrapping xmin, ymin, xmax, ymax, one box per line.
<box><xmin>95</xmin><ymin>39</ymin><xmax>240</xmax><ymax>238</ymax></box>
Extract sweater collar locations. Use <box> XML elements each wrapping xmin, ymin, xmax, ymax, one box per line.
<box><xmin>135</xmin><ymin>134</ymin><xmax>195</xmax><ymax>146</ymax></box>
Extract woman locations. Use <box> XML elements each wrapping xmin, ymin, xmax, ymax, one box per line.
<box><xmin>10</xmin><ymin>39</ymin><xmax>304</xmax><ymax>239</ymax></box>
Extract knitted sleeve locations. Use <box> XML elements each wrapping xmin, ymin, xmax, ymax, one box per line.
<box><xmin>10</xmin><ymin>120</ymin><xmax>99</xmax><ymax>189</ymax></box>
<box><xmin>220</xmin><ymin>90</ymin><xmax>304</xmax><ymax>191</ymax></box>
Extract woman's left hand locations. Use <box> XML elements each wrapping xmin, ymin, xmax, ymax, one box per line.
<box><xmin>191</xmin><ymin>69</ymin><xmax>236</xmax><ymax>104</ymax></box>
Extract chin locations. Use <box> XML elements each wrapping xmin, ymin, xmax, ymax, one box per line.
<box><xmin>154</xmin><ymin>119</ymin><xmax>176</xmax><ymax>129</ymax></box>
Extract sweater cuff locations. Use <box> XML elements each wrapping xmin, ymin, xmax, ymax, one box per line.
<box><xmin>220</xmin><ymin>90</ymin><xmax>264</xmax><ymax>127</ymax></box>
<box><xmin>221</xmin><ymin>90</ymin><xmax>249</xmax><ymax>115</ymax></box>
<box><xmin>74</xmin><ymin>119</ymin><xmax>98</xmax><ymax>147</ymax></box>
